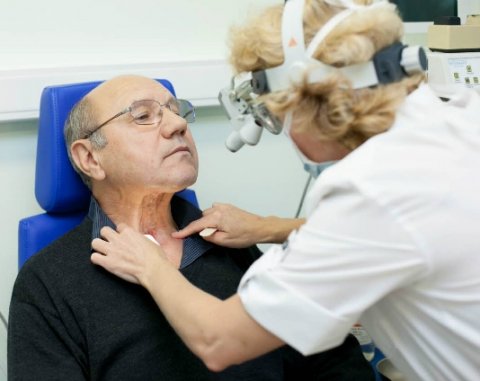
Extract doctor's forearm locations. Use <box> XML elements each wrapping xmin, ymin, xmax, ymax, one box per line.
<box><xmin>141</xmin><ymin>258</ymin><xmax>284</xmax><ymax>371</ymax></box>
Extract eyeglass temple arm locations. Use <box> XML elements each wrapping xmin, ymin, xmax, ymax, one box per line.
<box><xmin>86</xmin><ymin>108</ymin><xmax>129</xmax><ymax>138</ymax></box>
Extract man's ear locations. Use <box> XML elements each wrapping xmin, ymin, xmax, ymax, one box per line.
<box><xmin>70</xmin><ymin>140</ymin><xmax>106</xmax><ymax>181</ymax></box>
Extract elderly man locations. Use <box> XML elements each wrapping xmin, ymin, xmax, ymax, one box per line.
<box><xmin>8</xmin><ymin>75</ymin><xmax>374</xmax><ymax>380</ymax></box>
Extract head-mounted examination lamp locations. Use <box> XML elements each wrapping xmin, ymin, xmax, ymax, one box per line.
<box><xmin>219</xmin><ymin>0</ymin><xmax>427</xmax><ymax>152</ymax></box>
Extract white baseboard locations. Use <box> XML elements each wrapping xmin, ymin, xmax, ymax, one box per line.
<box><xmin>0</xmin><ymin>59</ymin><xmax>232</xmax><ymax>122</ymax></box>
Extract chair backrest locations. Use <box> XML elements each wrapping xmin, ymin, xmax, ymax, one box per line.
<box><xmin>18</xmin><ymin>79</ymin><xmax>198</xmax><ymax>269</ymax></box>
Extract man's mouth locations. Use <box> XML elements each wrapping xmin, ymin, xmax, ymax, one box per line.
<box><xmin>165</xmin><ymin>146</ymin><xmax>190</xmax><ymax>158</ymax></box>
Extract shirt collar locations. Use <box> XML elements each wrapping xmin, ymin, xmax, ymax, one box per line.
<box><xmin>88</xmin><ymin>195</ymin><xmax>213</xmax><ymax>269</ymax></box>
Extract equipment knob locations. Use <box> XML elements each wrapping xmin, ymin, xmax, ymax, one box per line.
<box><xmin>401</xmin><ymin>45</ymin><xmax>428</xmax><ymax>75</ymax></box>
<box><xmin>226</xmin><ymin>131</ymin><xmax>245</xmax><ymax>152</ymax></box>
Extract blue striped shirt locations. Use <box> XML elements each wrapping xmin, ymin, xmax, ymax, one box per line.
<box><xmin>88</xmin><ymin>196</ymin><xmax>213</xmax><ymax>269</ymax></box>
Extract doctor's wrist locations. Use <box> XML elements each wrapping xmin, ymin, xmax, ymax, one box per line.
<box><xmin>259</xmin><ymin>216</ymin><xmax>305</xmax><ymax>244</ymax></box>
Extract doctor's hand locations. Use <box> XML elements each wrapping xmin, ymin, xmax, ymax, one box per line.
<box><xmin>91</xmin><ymin>224</ymin><xmax>171</xmax><ymax>287</ymax></box>
<box><xmin>172</xmin><ymin>203</ymin><xmax>306</xmax><ymax>248</ymax></box>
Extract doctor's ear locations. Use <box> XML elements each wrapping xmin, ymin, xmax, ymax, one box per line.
<box><xmin>70</xmin><ymin>140</ymin><xmax>106</xmax><ymax>181</ymax></box>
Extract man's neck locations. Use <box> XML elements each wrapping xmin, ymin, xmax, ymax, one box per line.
<box><xmin>95</xmin><ymin>190</ymin><xmax>183</xmax><ymax>268</ymax></box>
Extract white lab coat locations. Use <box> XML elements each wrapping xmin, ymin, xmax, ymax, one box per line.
<box><xmin>238</xmin><ymin>83</ymin><xmax>480</xmax><ymax>381</ymax></box>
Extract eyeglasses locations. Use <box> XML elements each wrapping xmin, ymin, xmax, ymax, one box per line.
<box><xmin>84</xmin><ymin>98</ymin><xmax>195</xmax><ymax>139</ymax></box>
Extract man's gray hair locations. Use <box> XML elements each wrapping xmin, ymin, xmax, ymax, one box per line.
<box><xmin>64</xmin><ymin>96</ymin><xmax>108</xmax><ymax>189</ymax></box>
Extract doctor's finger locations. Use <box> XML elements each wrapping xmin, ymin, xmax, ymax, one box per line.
<box><xmin>91</xmin><ymin>252</ymin><xmax>140</xmax><ymax>284</ymax></box>
<box><xmin>202</xmin><ymin>202</ymin><xmax>228</xmax><ymax>215</ymax></box>
<box><xmin>172</xmin><ymin>217</ymin><xmax>217</xmax><ymax>239</ymax></box>
<box><xmin>91</xmin><ymin>237</ymin><xmax>111</xmax><ymax>255</ymax></box>
<box><xmin>99</xmin><ymin>226</ymin><xmax>118</xmax><ymax>241</ymax></box>
<box><xmin>91</xmin><ymin>251</ymin><xmax>108</xmax><ymax>265</ymax></box>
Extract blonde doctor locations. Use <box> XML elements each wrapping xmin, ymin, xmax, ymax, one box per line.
<box><xmin>91</xmin><ymin>0</ymin><xmax>480</xmax><ymax>380</ymax></box>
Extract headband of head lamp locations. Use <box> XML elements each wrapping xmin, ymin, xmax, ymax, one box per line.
<box><xmin>219</xmin><ymin>0</ymin><xmax>427</xmax><ymax>152</ymax></box>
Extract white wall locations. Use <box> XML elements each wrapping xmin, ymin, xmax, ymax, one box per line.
<box><xmin>0</xmin><ymin>0</ymin><xmax>281</xmax><ymax>69</ymax></box>
<box><xmin>0</xmin><ymin>0</ymin><xmax>279</xmax><ymax>121</ymax></box>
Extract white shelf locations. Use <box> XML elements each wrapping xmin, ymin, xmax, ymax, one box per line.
<box><xmin>404</xmin><ymin>22</ymin><xmax>433</xmax><ymax>35</ymax></box>
<box><xmin>0</xmin><ymin>59</ymin><xmax>231</xmax><ymax>122</ymax></box>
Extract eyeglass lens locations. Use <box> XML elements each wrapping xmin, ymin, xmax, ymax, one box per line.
<box><xmin>130</xmin><ymin>99</ymin><xmax>195</xmax><ymax>125</ymax></box>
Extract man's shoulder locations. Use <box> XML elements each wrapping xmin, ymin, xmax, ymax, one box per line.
<box><xmin>17</xmin><ymin>217</ymin><xmax>93</xmax><ymax>282</ymax></box>
<box><xmin>11</xmin><ymin>218</ymin><xmax>93</xmax><ymax>311</ymax></box>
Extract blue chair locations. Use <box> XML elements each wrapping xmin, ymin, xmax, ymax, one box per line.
<box><xmin>18</xmin><ymin>79</ymin><xmax>198</xmax><ymax>269</ymax></box>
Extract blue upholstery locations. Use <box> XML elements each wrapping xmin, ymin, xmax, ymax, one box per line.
<box><xmin>18</xmin><ymin>79</ymin><xmax>198</xmax><ymax>269</ymax></box>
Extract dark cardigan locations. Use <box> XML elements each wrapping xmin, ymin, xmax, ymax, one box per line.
<box><xmin>8</xmin><ymin>217</ymin><xmax>374</xmax><ymax>381</ymax></box>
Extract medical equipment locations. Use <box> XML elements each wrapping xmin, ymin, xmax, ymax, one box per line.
<box><xmin>199</xmin><ymin>227</ymin><xmax>217</xmax><ymax>237</ymax></box>
<box><xmin>427</xmin><ymin>15</ymin><xmax>480</xmax><ymax>99</ymax></box>
<box><xmin>350</xmin><ymin>323</ymin><xmax>375</xmax><ymax>361</ymax></box>
<box><xmin>219</xmin><ymin>0</ymin><xmax>427</xmax><ymax>152</ymax></box>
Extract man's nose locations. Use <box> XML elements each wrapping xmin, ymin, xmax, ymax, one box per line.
<box><xmin>160</xmin><ymin>109</ymin><xmax>188</xmax><ymax>138</ymax></box>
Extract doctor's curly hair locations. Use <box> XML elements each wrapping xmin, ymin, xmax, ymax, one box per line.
<box><xmin>228</xmin><ymin>0</ymin><xmax>425</xmax><ymax>150</ymax></box>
